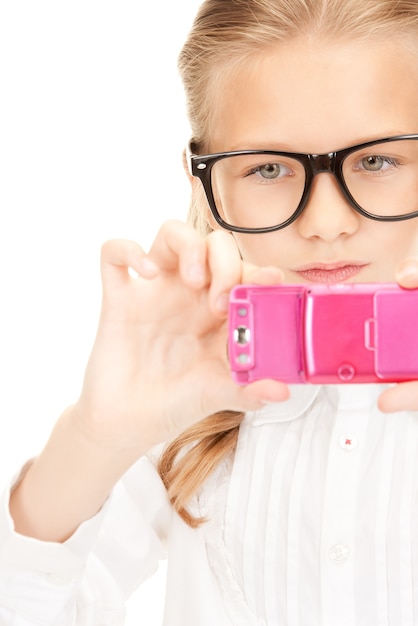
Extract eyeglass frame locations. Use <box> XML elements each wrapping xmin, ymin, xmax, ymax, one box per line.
<box><xmin>187</xmin><ymin>133</ymin><xmax>418</xmax><ymax>233</ymax></box>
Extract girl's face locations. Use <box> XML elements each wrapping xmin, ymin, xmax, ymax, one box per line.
<box><xmin>204</xmin><ymin>38</ymin><xmax>418</xmax><ymax>283</ymax></box>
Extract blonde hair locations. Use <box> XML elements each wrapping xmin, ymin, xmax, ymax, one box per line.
<box><xmin>158</xmin><ymin>0</ymin><xmax>418</xmax><ymax>527</ymax></box>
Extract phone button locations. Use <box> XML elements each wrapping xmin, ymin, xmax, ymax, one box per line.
<box><xmin>337</xmin><ymin>363</ymin><xmax>355</xmax><ymax>381</ymax></box>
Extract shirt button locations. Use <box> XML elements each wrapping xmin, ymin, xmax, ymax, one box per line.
<box><xmin>338</xmin><ymin>433</ymin><xmax>358</xmax><ymax>451</ymax></box>
<box><xmin>329</xmin><ymin>544</ymin><xmax>349</xmax><ymax>563</ymax></box>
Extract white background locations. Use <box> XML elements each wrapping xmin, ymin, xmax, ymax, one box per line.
<box><xmin>0</xmin><ymin>1</ymin><xmax>203</xmax><ymax>624</ymax></box>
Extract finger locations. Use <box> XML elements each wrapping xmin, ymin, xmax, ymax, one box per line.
<box><xmin>395</xmin><ymin>257</ymin><xmax>418</xmax><ymax>289</ymax></box>
<box><xmin>242</xmin><ymin>262</ymin><xmax>284</xmax><ymax>286</ymax></box>
<box><xmin>240</xmin><ymin>379</ymin><xmax>291</xmax><ymax>405</ymax></box>
<box><xmin>223</xmin><ymin>378</ymin><xmax>291</xmax><ymax>413</ymax></box>
<box><xmin>206</xmin><ymin>230</ymin><xmax>243</xmax><ymax>315</ymax></box>
<box><xmin>147</xmin><ymin>220</ymin><xmax>209</xmax><ymax>288</ymax></box>
<box><xmin>378</xmin><ymin>381</ymin><xmax>418</xmax><ymax>413</ymax></box>
<box><xmin>100</xmin><ymin>239</ymin><xmax>154</xmax><ymax>291</ymax></box>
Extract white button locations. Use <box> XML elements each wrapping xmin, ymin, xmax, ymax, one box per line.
<box><xmin>338</xmin><ymin>433</ymin><xmax>358</xmax><ymax>451</ymax></box>
<box><xmin>329</xmin><ymin>544</ymin><xmax>349</xmax><ymax>563</ymax></box>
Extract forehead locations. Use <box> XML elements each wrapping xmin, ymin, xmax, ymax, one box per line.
<box><xmin>208</xmin><ymin>38</ymin><xmax>418</xmax><ymax>154</ymax></box>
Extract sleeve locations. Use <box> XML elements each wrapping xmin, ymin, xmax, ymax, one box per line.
<box><xmin>0</xmin><ymin>455</ymin><xmax>172</xmax><ymax>626</ymax></box>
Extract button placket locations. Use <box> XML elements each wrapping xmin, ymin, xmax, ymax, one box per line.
<box><xmin>320</xmin><ymin>400</ymin><xmax>371</xmax><ymax>624</ymax></box>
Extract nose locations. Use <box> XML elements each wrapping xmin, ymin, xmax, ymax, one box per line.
<box><xmin>296</xmin><ymin>172</ymin><xmax>360</xmax><ymax>241</ymax></box>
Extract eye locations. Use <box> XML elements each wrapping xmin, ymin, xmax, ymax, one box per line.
<box><xmin>247</xmin><ymin>161</ymin><xmax>292</xmax><ymax>180</ymax></box>
<box><xmin>358</xmin><ymin>155</ymin><xmax>398</xmax><ymax>172</ymax></box>
<box><xmin>259</xmin><ymin>163</ymin><xmax>282</xmax><ymax>179</ymax></box>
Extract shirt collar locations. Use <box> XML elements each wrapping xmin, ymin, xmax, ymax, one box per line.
<box><xmin>246</xmin><ymin>383</ymin><xmax>389</xmax><ymax>426</ymax></box>
<box><xmin>245</xmin><ymin>385</ymin><xmax>320</xmax><ymax>426</ymax></box>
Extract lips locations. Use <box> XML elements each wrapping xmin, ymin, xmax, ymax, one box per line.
<box><xmin>293</xmin><ymin>262</ymin><xmax>369</xmax><ymax>283</ymax></box>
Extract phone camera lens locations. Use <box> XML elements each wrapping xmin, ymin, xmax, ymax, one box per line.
<box><xmin>234</xmin><ymin>326</ymin><xmax>251</xmax><ymax>345</ymax></box>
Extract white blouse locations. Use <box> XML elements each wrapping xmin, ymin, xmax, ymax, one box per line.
<box><xmin>0</xmin><ymin>384</ymin><xmax>417</xmax><ymax>625</ymax></box>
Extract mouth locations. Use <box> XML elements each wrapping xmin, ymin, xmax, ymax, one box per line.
<box><xmin>293</xmin><ymin>262</ymin><xmax>369</xmax><ymax>283</ymax></box>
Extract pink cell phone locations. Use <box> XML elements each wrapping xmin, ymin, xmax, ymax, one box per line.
<box><xmin>228</xmin><ymin>283</ymin><xmax>418</xmax><ymax>384</ymax></box>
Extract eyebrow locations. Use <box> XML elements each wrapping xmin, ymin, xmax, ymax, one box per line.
<box><xmin>225</xmin><ymin>142</ymin><xmax>295</xmax><ymax>152</ymax></box>
<box><xmin>223</xmin><ymin>131</ymin><xmax>412</xmax><ymax>155</ymax></box>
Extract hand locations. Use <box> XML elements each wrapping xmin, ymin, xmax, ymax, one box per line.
<box><xmin>11</xmin><ymin>220</ymin><xmax>290</xmax><ymax>543</ymax></box>
<box><xmin>74</xmin><ymin>220</ymin><xmax>289</xmax><ymax>455</ymax></box>
<box><xmin>379</xmin><ymin>257</ymin><xmax>418</xmax><ymax>413</ymax></box>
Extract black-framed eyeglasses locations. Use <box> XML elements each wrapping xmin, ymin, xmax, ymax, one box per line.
<box><xmin>188</xmin><ymin>134</ymin><xmax>418</xmax><ymax>233</ymax></box>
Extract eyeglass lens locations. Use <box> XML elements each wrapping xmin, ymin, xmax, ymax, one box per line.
<box><xmin>209</xmin><ymin>139</ymin><xmax>418</xmax><ymax>230</ymax></box>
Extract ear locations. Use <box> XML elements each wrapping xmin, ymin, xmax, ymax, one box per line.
<box><xmin>182</xmin><ymin>148</ymin><xmax>194</xmax><ymax>186</ymax></box>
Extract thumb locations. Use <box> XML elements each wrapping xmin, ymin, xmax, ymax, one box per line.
<box><xmin>395</xmin><ymin>257</ymin><xmax>418</xmax><ymax>289</ymax></box>
<box><xmin>378</xmin><ymin>382</ymin><xmax>418</xmax><ymax>413</ymax></box>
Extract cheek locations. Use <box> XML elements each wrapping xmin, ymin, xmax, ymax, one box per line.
<box><xmin>377</xmin><ymin>221</ymin><xmax>418</xmax><ymax>258</ymax></box>
<box><xmin>190</xmin><ymin>182</ymin><xmax>217</xmax><ymax>234</ymax></box>
<box><xmin>232</xmin><ymin>231</ymin><xmax>291</xmax><ymax>265</ymax></box>
<box><xmin>233</xmin><ymin>233</ymin><xmax>269</xmax><ymax>264</ymax></box>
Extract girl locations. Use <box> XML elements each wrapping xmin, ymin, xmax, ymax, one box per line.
<box><xmin>2</xmin><ymin>0</ymin><xmax>418</xmax><ymax>624</ymax></box>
